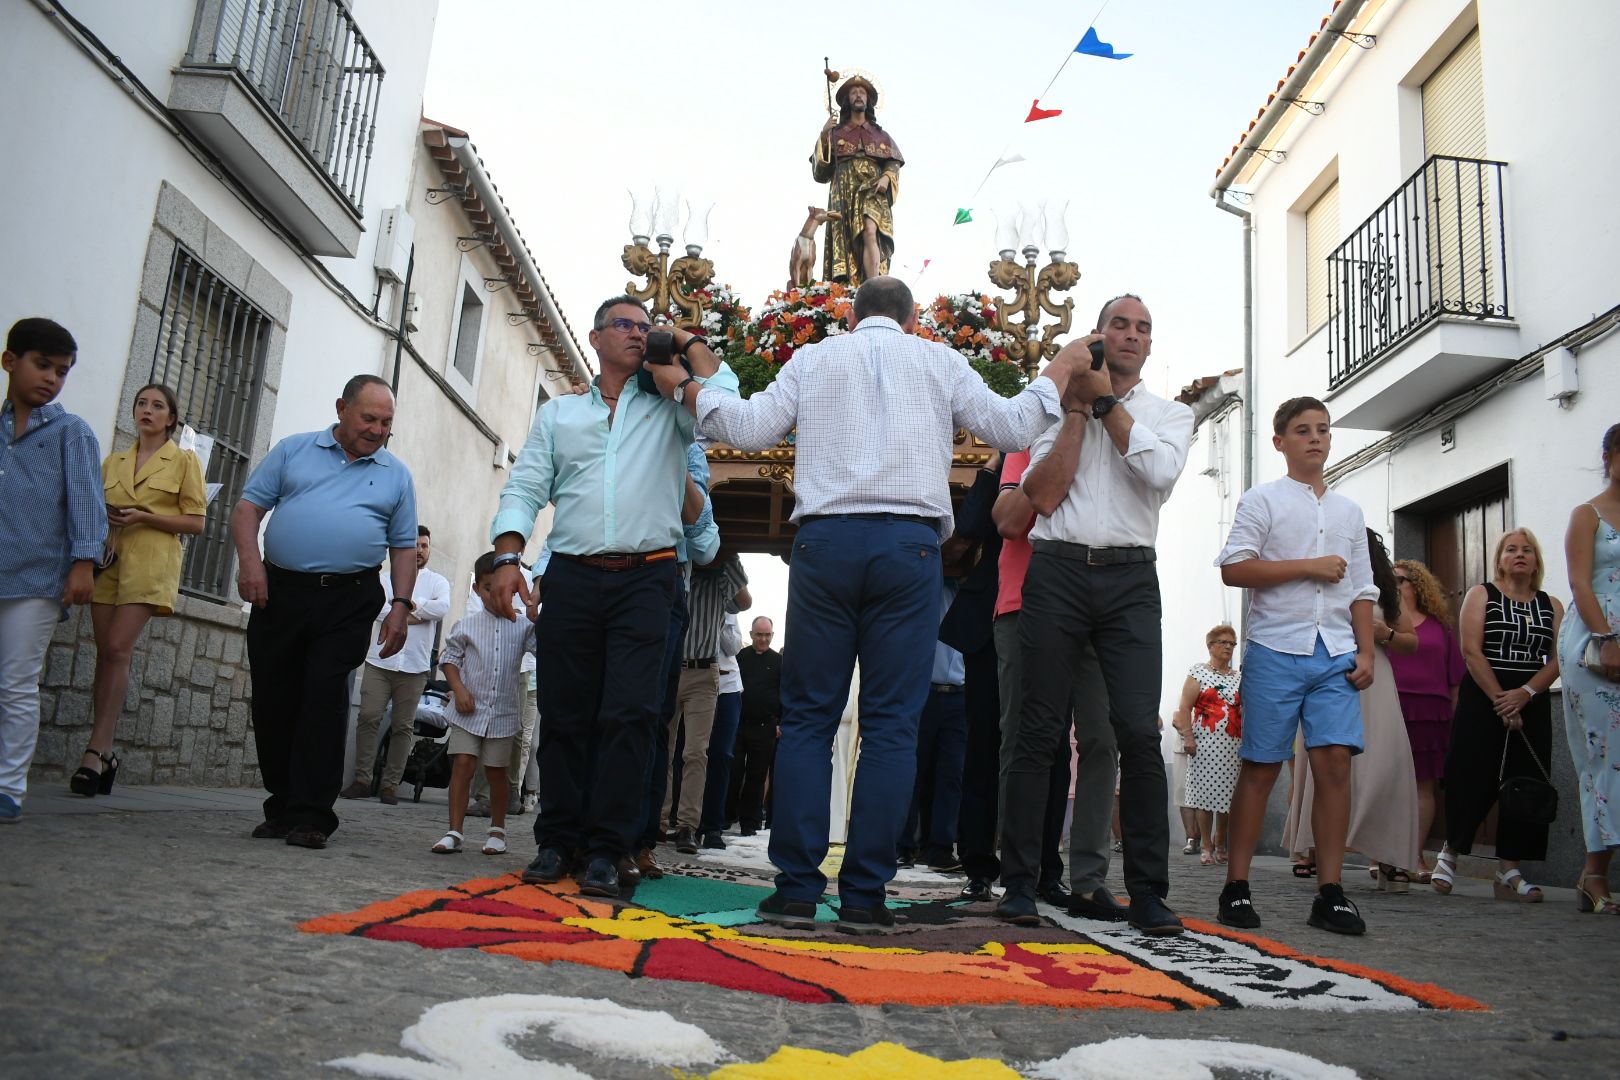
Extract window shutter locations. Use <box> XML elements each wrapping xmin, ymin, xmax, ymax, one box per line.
<box><xmin>1304</xmin><ymin>181</ymin><xmax>1339</xmax><ymax>333</ymax></box>
<box><xmin>1422</xmin><ymin>30</ymin><xmax>1491</xmax><ymax>312</ymax></box>
<box><xmin>1422</xmin><ymin>30</ymin><xmax>1486</xmax><ymax>159</ymax></box>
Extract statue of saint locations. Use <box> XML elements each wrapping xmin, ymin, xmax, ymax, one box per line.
<box><xmin>812</xmin><ymin>75</ymin><xmax>903</xmax><ymax>285</ymax></box>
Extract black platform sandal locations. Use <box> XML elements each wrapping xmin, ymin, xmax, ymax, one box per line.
<box><xmin>69</xmin><ymin>748</ymin><xmax>118</xmax><ymax>797</ymax></box>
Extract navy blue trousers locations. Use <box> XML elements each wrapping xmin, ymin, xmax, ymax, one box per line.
<box><xmin>769</xmin><ymin>517</ymin><xmax>941</xmax><ymax>908</ymax></box>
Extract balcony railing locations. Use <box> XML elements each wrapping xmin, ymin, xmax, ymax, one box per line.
<box><xmin>188</xmin><ymin>0</ymin><xmax>384</xmax><ymax>213</ymax></box>
<box><xmin>1326</xmin><ymin>155</ymin><xmax>1510</xmax><ymax>390</ymax></box>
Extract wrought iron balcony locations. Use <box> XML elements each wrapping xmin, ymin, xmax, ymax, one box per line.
<box><xmin>1326</xmin><ymin>156</ymin><xmax>1510</xmax><ymax>390</ymax></box>
<box><xmin>170</xmin><ymin>0</ymin><xmax>384</xmax><ymax>255</ymax></box>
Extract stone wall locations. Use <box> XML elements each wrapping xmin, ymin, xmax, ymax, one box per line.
<box><xmin>31</xmin><ymin>594</ymin><xmax>258</xmax><ymax>788</ymax></box>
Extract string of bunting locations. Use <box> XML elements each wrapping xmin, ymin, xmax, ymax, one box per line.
<box><xmin>953</xmin><ymin>3</ymin><xmax>1132</xmax><ymax>227</ymax></box>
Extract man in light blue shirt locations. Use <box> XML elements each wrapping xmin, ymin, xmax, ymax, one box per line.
<box><xmin>230</xmin><ymin>374</ymin><xmax>418</xmax><ymax>849</ymax></box>
<box><xmin>490</xmin><ymin>295</ymin><xmax>737</xmax><ymax>898</ymax></box>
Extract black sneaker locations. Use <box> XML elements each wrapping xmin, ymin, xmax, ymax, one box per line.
<box><xmin>959</xmin><ymin>877</ymin><xmax>994</xmax><ymax>902</ymax></box>
<box><xmin>699</xmin><ymin>831</ymin><xmax>726</xmax><ymax>850</ymax></box>
<box><xmin>897</xmin><ymin>849</ymin><xmax>917</xmax><ymax>868</ymax></box>
<box><xmin>756</xmin><ymin>890</ymin><xmax>819</xmax><ymax>930</ymax></box>
<box><xmin>994</xmin><ymin>885</ymin><xmax>1043</xmax><ymax>927</ymax></box>
<box><xmin>1308</xmin><ymin>882</ymin><xmax>1367</xmax><ymax>935</ymax></box>
<box><xmin>1217</xmin><ymin>879</ymin><xmax>1262</xmax><ymax>929</ymax></box>
<box><xmin>1127</xmin><ymin>894</ymin><xmax>1185</xmax><ymax>936</ymax></box>
<box><xmin>521</xmin><ymin>847</ymin><xmax>567</xmax><ymax>885</ymax></box>
<box><xmin>836</xmin><ymin>903</ymin><xmax>896</xmax><ymax>935</ymax></box>
<box><xmin>924</xmin><ymin>852</ymin><xmax>964</xmax><ymax>874</ymax></box>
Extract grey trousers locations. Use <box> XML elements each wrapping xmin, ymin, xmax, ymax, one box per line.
<box><xmin>994</xmin><ymin>613</ymin><xmax>1117</xmax><ymax>894</ymax></box>
<box><xmin>353</xmin><ymin>664</ymin><xmax>429</xmax><ymax>790</ymax></box>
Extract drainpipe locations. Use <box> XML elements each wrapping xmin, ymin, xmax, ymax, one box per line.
<box><xmin>1214</xmin><ymin>197</ymin><xmax>1254</xmax><ymax>644</ymax></box>
<box><xmin>390</xmin><ymin>244</ymin><xmax>415</xmax><ymax>397</ymax></box>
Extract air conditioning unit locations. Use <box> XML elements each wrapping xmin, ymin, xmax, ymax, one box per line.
<box><xmin>492</xmin><ymin>439</ymin><xmax>508</xmax><ymax>470</ymax></box>
<box><xmin>403</xmin><ymin>292</ymin><xmax>421</xmax><ymax>333</ymax></box>
<box><xmin>374</xmin><ymin>206</ymin><xmax>415</xmax><ymax>283</ymax></box>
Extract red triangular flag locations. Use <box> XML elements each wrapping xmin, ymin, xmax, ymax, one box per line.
<box><xmin>1025</xmin><ymin>99</ymin><xmax>1063</xmax><ymax>122</ymax></box>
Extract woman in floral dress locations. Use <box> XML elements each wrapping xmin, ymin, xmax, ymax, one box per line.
<box><xmin>1172</xmin><ymin>625</ymin><xmax>1242</xmax><ymax>865</ymax></box>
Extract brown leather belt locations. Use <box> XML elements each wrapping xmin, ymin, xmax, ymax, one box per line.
<box><xmin>553</xmin><ymin>548</ymin><xmax>677</xmax><ymax>571</ymax></box>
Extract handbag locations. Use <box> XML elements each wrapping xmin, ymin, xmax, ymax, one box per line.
<box><xmin>1498</xmin><ymin>728</ymin><xmax>1557</xmax><ymax>825</ymax></box>
<box><xmin>1578</xmin><ymin>634</ymin><xmax>1615</xmax><ymax>678</ymax></box>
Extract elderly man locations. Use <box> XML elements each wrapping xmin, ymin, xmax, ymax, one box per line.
<box><xmin>231</xmin><ymin>374</ymin><xmax>418</xmax><ymax>849</ymax></box>
<box><xmin>343</xmin><ymin>525</ymin><xmax>450</xmax><ymax>805</ymax></box>
<box><xmin>489</xmin><ymin>296</ymin><xmax>737</xmax><ymax>898</ymax></box>
<box><xmin>997</xmin><ymin>294</ymin><xmax>1194</xmax><ymax>935</ymax></box>
<box><xmin>644</xmin><ymin>275</ymin><xmax>1080</xmax><ymax>933</ymax></box>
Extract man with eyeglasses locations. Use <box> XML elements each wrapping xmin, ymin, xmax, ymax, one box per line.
<box><xmin>642</xmin><ymin>275</ymin><xmax>1082</xmax><ymax>934</ymax></box>
<box><xmin>488</xmin><ymin>295</ymin><xmax>737</xmax><ymax>899</ymax></box>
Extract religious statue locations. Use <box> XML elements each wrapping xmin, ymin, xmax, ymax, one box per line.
<box><xmin>811</xmin><ymin>74</ymin><xmax>903</xmax><ymax>285</ymax></box>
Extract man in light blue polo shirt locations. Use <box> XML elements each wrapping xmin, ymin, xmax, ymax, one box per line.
<box><xmin>488</xmin><ymin>294</ymin><xmax>737</xmax><ymax>898</ymax></box>
<box><xmin>230</xmin><ymin>374</ymin><xmax>418</xmax><ymax>849</ymax></box>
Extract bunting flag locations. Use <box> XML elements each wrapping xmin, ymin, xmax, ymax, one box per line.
<box><xmin>1025</xmin><ymin>100</ymin><xmax>1064</xmax><ymax>122</ymax></box>
<box><xmin>953</xmin><ymin>208</ymin><xmax>973</xmax><ymax>225</ymax></box>
<box><xmin>994</xmin><ymin>152</ymin><xmax>1027</xmax><ymax>169</ymax></box>
<box><xmin>1074</xmin><ymin>25</ymin><xmax>1132</xmax><ymax>59</ymax></box>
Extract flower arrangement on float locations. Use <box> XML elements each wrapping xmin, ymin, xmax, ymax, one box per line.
<box><xmin>671</xmin><ymin>283</ymin><xmax>752</xmax><ymax>352</ymax></box>
<box><xmin>915</xmin><ymin>291</ymin><xmax>1027</xmax><ymax>398</ymax></box>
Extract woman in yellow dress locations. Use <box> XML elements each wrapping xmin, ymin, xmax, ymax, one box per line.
<box><xmin>70</xmin><ymin>384</ymin><xmax>205</xmax><ymax>795</ymax></box>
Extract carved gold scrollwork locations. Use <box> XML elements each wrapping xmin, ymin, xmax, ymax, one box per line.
<box><xmin>757</xmin><ymin>463</ymin><xmax>794</xmax><ymax>483</ymax></box>
<box><xmin>988</xmin><ymin>255</ymin><xmax>1082</xmax><ymax>380</ymax></box>
<box><xmin>621</xmin><ymin>244</ymin><xmax>715</xmax><ymax>331</ymax></box>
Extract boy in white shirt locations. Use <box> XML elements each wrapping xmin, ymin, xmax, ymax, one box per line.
<box><xmin>1213</xmin><ymin>397</ymin><xmax>1379</xmax><ymax>935</ymax></box>
<box><xmin>432</xmin><ymin>552</ymin><xmax>537</xmax><ymax>856</ymax></box>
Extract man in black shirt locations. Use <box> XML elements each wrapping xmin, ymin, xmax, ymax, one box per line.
<box><xmin>730</xmin><ymin>616</ymin><xmax>782</xmax><ymax>834</ymax></box>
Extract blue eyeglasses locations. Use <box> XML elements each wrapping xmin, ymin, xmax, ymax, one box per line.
<box><xmin>608</xmin><ymin>317</ymin><xmax>653</xmax><ymax>334</ymax></box>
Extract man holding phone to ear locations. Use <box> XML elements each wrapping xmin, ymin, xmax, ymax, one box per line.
<box><xmin>487</xmin><ymin>295</ymin><xmax>737</xmax><ymax>899</ymax></box>
<box><xmin>995</xmin><ymin>294</ymin><xmax>1196</xmax><ymax>936</ymax></box>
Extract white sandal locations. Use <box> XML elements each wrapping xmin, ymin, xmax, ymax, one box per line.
<box><xmin>1431</xmin><ymin>849</ymin><xmax>1456</xmax><ymax>895</ymax></box>
<box><xmin>432</xmin><ymin>830</ymin><xmax>463</xmax><ymax>854</ymax></box>
<box><xmin>482</xmin><ymin>826</ymin><xmax>507</xmax><ymax>855</ymax></box>
<box><xmin>1494</xmin><ymin>868</ymin><xmax>1543</xmax><ymax>903</ymax></box>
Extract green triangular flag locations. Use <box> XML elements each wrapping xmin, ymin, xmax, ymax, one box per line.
<box><xmin>953</xmin><ymin>208</ymin><xmax>972</xmax><ymax>225</ymax></box>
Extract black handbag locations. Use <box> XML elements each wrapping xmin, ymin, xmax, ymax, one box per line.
<box><xmin>1498</xmin><ymin>728</ymin><xmax>1557</xmax><ymax>825</ymax></box>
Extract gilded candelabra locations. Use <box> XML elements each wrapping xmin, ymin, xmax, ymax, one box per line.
<box><xmin>987</xmin><ymin>243</ymin><xmax>1081</xmax><ymax>382</ymax></box>
<box><xmin>623</xmin><ymin>192</ymin><xmax>715</xmax><ymax>330</ymax></box>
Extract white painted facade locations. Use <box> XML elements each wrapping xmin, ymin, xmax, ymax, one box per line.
<box><xmin>1160</xmin><ymin>0</ymin><xmax>1620</xmax><ymax>720</ymax></box>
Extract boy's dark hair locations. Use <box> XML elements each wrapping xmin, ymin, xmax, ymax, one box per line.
<box><xmin>6</xmin><ymin>317</ymin><xmax>77</xmax><ymax>358</ymax></box>
<box><xmin>1272</xmin><ymin>396</ymin><xmax>1330</xmax><ymax>436</ymax></box>
<box><xmin>417</xmin><ymin>525</ymin><xmax>431</xmax><ymax>538</ymax></box>
<box><xmin>472</xmin><ymin>551</ymin><xmax>499</xmax><ymax>581</ymax></box>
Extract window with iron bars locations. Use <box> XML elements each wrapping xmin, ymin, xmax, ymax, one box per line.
<box><xmin>151</xmin><ymin>245</ymin><xmax>271</xmax><ymax>602</ymax></box>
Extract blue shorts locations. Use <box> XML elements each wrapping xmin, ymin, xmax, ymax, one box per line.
<box><xmin>1238</xmin><ymin>635</ymin><xmax>1364</xmax><ymax>763</ymax></box>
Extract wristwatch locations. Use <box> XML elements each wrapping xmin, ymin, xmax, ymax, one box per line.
<box><xmin>679</xmin><ymin>334</ymin><xmax>710</xmax><ymax>357</ymax></box>
<box><xmin>1091</xmin><ymin>394</ymin><xmax>1119</xmax><ymax>419</ymax></box>
<box><xmin>673</xmin><ymin>376</ymin><xmax>698</xmax><ymax>404</ymax></box>
<box><xmin>492</xmin><ymin>552</ymin><xmax>523</xmax><ymax>571</ymax></box>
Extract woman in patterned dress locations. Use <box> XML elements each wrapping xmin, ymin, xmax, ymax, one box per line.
<box><xmin>1387</xmin><ymin>559</ymin><xmax>1466</xmax><ymax>881</ymax></box>
<box><xmin>1560</xmin><ymin>422</ymin><xmax>1620</xmax><ymax>914</ymax></box>
<box><xmin>1433</xmin><ymin>528</ymin><xmax>1564</xmax><ymax>900</ymax></box>
<box><xmin>1172</xmin><ymin>625</ymin><xmax>1242</xmax><ymax>866</ymax></box>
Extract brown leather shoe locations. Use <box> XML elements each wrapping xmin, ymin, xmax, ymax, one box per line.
<box><xmin>674</xmin><ymin>826</ymin><xmax>699</xmax><ymax>854</ymax></box>
<box><xmin>338</xmin><ymin>781</ymin><xmax>370</xmax><ymax>800</ymax></box>
<box><xmin>378</xmin><ymin>787</ymin><xmax>399</xmax><ymax>806</ymax></box>
<box><xmin>636</xmin><ymin>847</ymin><xmax>664</xmax><ymax>880</ymax></box>
<box><xmin>285</xmin><ymin>825</ymin><xmax>328</xmax><ymax>849</ymax></box>
<box><xmin>616</xmin><ymin>855</ymin><xmax>643</xmax><ymax>887</ymax></box>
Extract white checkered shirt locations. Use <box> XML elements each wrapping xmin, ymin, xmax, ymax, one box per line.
<box><xmin>694</xmin><ymin>317</ymin><xmax>1061</xmax><ymax>537</ymax></box>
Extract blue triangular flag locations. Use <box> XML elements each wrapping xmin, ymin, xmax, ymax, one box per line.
<box><xmin>1074</xmin><ymin>26</ymin><xmax>1132</xmax><ymax>60</ymax></box>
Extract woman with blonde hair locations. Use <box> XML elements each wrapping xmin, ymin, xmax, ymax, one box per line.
<box><xmin>1172</xmin><ymin>624</ymin><xmax>1242</xmax><ymax>866</ymax></box>
<box><xmin>71</xmin><ymin>385</ymin><xmax>205</xmax><ymax>795</ymax></box>
<box><xmin>1386</xmin><ymin>559</ymin><xmax>1466</xmax><ymax>880</ymax></box>
<box><xmin>1433</xmin><ymin>528</ymin><xmax>1563</xmax><ymax>899</ymax></box>
<box><xmin>1559</xmin><ymin>422</ymin><xmax>1620</xmax><ymax>914</ymax></box>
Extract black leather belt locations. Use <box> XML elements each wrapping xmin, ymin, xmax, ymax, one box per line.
<box><xmin>1032</xmin><ymin>540</ymin><xmax>1156</xmax><ymax>565</ymax></box>
<box><xmin>265</xmin><ymin>563</ymin><xmax>379</xmax><ymax>587</ymax></box>
<box><xmin>683</xmin><ymin>658</ymin><xmax>714</xmax><ymax>669</ymax></box>
<box><xmin>800</xmin><ymin>513</ymin><xmax>937</xmax><ymax>529</ymax></box>
<box><xmin>931</xmin><ymin>682</ymin><xmax>964</xmax><ymax>694</ymax></box>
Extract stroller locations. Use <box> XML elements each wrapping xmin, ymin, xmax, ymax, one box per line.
<box><xmin>369</xmin><ymin>678</ymin><xmax>453</xmax><ymax>802</ymax></box>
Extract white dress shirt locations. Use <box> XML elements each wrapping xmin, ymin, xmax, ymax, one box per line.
<box><xmin>1025</xmin><ymin>383</ymin><xmax>1194</xmax><ymax>547</ymax></box>
<box><xmin>694</xmin><ymin>317</ymin><xmax>1061</xmax><ymax>538</ymax></box>
<box><xmin>1215</xmin><ymin>476</ymin><xmax>1380</xmax><ymax>656</ymax></box>
<box><xmin>716</xmin><ymin>612</ymin><xmax>743</xmax><ymax>694</ymax></box>
<box><xmin>439</xmin><ymin>608</ymin><xmax>538</xmax><ymax>738</ymax></box>
<box><xmin>366</xmin><ymin>566</ymin><xmax>451</xmax><ymax>674</ymax></box>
